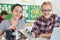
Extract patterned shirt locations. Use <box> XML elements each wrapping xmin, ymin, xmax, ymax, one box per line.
<box><xmin>31</xmin><ymin>14</ymin><xmax>59</xmax><ymax>35</ymax></box>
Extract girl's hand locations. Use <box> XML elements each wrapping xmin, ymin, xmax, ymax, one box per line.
<box><xmin>9</xmin><ymin>25</ymin><xmax>16</xmax><ymax>30</ymax></box>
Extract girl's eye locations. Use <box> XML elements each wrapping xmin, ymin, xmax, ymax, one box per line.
<box><xmin>15</xmin><ymin>10</ymin><xmax>18</xmax><ymax>12</ymax></box>
<box><xmin>19</xmin><ymin>11</ymin><xmax>22</xmax><ymax>13</ymax></box>
<box><xmin>15</xmin><ymin>11</ymin><xmax>18</xmax><ymax>12</ymax></box>
<box><xmin>14</xmin><ymin>9</ymin><xmax>23</xmax><ymax>13</ymax></box>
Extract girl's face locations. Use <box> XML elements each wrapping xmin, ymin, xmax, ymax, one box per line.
<box><xmin>11</xmin><ymin>6</ymin><xmax>23</xmax><ymax>20</ymax></box>
<box><xmin>42</xmin><ymin>5</ymin><xmax>52</xmax><ymax>19</ymax></box>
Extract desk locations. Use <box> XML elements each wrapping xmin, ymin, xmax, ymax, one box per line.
<box><xmin>1</xmin><ymin>27</ymin><xmax>49</xmax><ymax>40</ymax></box>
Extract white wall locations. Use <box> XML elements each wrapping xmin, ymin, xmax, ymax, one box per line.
<box><xmin>0</xmin><ymin>0</ymin><xmax>48</xmax><ymax>5</ymax></box>
<box><xmin>49</xmin><ymin>0</ymin><xmax>60</xmax><ymax>16</ymax></box>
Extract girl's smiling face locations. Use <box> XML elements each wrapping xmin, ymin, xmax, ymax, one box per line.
<box><xmin>42</xmin><ymin>4</ymin><xmax>52</xmax><ymax>19</ymax></box>
<box><xmin>11</xmin><ymin>6</ymin><xmax>23</xmax><ymax>20</ymax></box>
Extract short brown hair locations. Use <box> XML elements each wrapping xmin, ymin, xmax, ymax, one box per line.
<box><xmin>1</xmin><ymin>11</ymin><xmax>8</xmax><ymax>16</ymax></box>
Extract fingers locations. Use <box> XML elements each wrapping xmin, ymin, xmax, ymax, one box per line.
<box><xmin>31</xmin><ymin>32</ymin><xmax>36</xmax><ymax>37</ymax></box>
<box><xmin>9</xmin><ymin>25</ymin><xmax>16</xmax><ymax>30</ymax></box>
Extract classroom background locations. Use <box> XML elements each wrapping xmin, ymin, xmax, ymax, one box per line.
<box><xmin>0</xmin><ymin>0</ymin><xmax>60</xmax><ymax>29</ymax></box>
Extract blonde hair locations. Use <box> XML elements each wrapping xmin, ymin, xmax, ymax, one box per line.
<box><xmin>41</xmin><ymin>2</ymin><xmax>52</xmax><ymax>8</ymax></box>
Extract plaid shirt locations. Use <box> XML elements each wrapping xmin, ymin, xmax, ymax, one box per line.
<box><xmin>31</xmin><ymin>14</ymin><xmax>59</xmax><ymax>35</ymax></box>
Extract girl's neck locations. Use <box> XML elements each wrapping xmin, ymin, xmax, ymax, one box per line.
<box><xmin>10</xmin><ymin>17</ymin><xmax>18</xmax><ymax>26</ymax></box>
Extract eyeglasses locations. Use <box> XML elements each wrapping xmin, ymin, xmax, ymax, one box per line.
<box><xmin>42</xmin><ymin>9</ymin><xmax>52</xmax><ymax>13</ymax></box>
